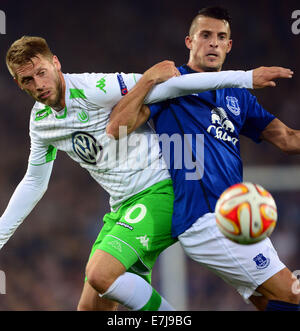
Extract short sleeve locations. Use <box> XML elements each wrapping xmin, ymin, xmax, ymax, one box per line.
<box><xmin>240</xmin><ymin>92</ymin><xmax>276</xmax><ymax>143</ymax></box>
<box><xmin>28</xmin><ymin>136</ymin><xmax>57</xmax><ymax>166</ymax></box>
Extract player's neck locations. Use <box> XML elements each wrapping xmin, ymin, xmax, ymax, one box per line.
<box><xmin>52</xmin><ymin>72</ymin><xmax>66</xmax><ymax>112</ymax></box>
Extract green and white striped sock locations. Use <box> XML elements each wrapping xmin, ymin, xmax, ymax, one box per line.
<box><xmin>101</xmin><ymin>272</ymin><xmax>175</xmax><ymax>311</ymax></box>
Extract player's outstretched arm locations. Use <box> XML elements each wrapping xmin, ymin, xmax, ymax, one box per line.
<box><xmin>260</xmin><ymin>118</ymin><xmax>300</xmax><ymax>154</ymax></box>
<box><xmin>143</xmin><ymin>66</ymin><xmax>294</xmax><ymax>103</ymax></box>
<box><xmin>107</xmin><ymin>64</ymin><xmax>293</xmax><ymax>139</ymax></box>
<box><xmin>0</xmin><ymin>162</ymin><xmax>53</xmax><ymax>250</ymax></box>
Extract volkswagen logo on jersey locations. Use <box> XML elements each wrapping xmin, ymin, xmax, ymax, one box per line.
<box><xmin>72</xmin><ymin>131</ymin><xmax>103</xmax><ymax>165</ymax></box>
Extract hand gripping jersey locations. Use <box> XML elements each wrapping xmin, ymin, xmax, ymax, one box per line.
<box><xmin>149</xmin><ymin>65</ymin><xmax>276</xmax><ymax>237</ymax></box>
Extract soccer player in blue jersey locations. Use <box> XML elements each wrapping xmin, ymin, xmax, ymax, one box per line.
<box><xmin>108</xmin><ymin>6</ymin><xmax>300</xmax><ymax>310</ymax></box>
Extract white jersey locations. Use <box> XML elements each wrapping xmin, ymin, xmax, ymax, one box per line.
<box><xmin>29</xmin><ymin>73</ymin><xmax>169</xmax><ymax>209</ymax></box>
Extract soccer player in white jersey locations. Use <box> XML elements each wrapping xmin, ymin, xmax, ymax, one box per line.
<box><xmin>1</xmin><ymin>36</ymin><xmax>292</xmax><ymax>311</ymax></box>
<box><xmin>107</xmin><ymin>7</ymin><xmax>300</xmax><ymax>311</ymax></box>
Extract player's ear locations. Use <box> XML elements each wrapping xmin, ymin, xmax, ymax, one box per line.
<box><xmin>14</xmin><ymin>77</ymin><xmax>23</xmax><ymax>90</ymax></box>
<box><xmin>185</xmin><ymin>35</ymin><xmax>193</xmax><ymax>50</ymax></box>
<box><xmin>52</xmin><ymin>55</ymin><xmax>61</xmax><ymax>71</ymax></box>
<box><xmin>226</xmin><ymin>39</ymin><xmax>233</xmax><ymax>54</ymax></box>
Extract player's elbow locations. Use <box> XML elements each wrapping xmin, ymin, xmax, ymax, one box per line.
<box><xmin>41</xmin><ymin>182</ymin><xmax>49</xmax><ymax>195</ymax></box>
<box><xmin>279</xmin><ymin>129</ymin><xmax>299</xmax><ymax>155</ymax></box>
<box><xmin>32</xmin><ymin>181</ymin><xmax>49</xmax><ymax>200</ymax></box>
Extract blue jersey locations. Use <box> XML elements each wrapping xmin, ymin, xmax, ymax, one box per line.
<box><xmin>149</xmin><ymin>65</ymin><xmax>276</xmax><ymax>237</ymax></box>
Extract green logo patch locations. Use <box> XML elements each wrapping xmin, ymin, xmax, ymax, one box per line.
<box><xmin>69</xmin><ymin>89</ymin><xmax>87</xmax><ymax>99</ymax></box>
<box><xmin>77</xmin><ymin>110</ymin><xmax>89</xmax><ymax>123</ymax></box>
<box><xmin>96</xmin><ymin>76</ymin><xmax>107</xmax><ymax>94</ymax></box>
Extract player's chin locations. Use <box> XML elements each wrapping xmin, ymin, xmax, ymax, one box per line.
<box><xmin>37</xmin><ymin>94</ymin><xmax>55</xmax><ymax>106</ymax></box>
<box><xmin>36</xmin><ymin>98</ymin><xmax>50</xmax><ymax>106</ymax></box>
<box><xmin>202</xmin><ymin>59</ymin><xmax>223</xmax><ymax>72</ymax></box>
<box><xmin>203</xmin><ymin>64</ymin><xmax>221</xmax><ymax>72</ymax></box>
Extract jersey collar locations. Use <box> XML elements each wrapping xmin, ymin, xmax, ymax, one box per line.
<box><xmin>181</xmin><ymin>64</ymin><xmax>196</xmax><ymax>74</ymax></box>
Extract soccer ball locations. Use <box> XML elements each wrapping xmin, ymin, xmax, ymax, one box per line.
<box><xmin>215</xmin><ymin>182</ymin><xmax>277</xmax><ymax>244</ymax></box>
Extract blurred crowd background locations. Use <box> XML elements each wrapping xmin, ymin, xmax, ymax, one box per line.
<box><xmin>0</xmin><ymin>0</ymin><xmax>300</xmax><ymax>310</ymax></box>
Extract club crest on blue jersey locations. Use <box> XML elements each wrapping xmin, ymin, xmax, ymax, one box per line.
<box><xmin>72</xmin><ymin>131</ymin><xmax>103</xmax><ymax>165</ymax></box>
<box><xmin>253</xmin><ymin>253</ymin><xmax>270</xmax><ymax>270</ymax></box>
<box><xmin>226</xmin><ymin>96</ymin><xmax>241</xmax><ymax>116</ymax></box>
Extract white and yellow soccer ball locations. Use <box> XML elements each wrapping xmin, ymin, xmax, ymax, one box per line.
<box><xmin>215</xmin><ymin>182</ymin><xmax>277</xmax><ymax>245</ymax></box>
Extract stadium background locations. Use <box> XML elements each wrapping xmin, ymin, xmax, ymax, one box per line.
<box><xmin>0</xmin><ymin>0</ymin><xmax>300</xmax><ymax>310</ymax></box>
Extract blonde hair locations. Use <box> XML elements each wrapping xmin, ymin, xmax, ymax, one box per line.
<box><xmin>6</xmin><ymin>36</ymin><xmax>53</xmax><ymax>77</ymax></box>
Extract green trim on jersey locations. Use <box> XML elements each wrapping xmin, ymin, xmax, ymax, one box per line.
<box><xmin>55</xmin><ymin>107</ymin><xmax>67</xmax><ymax>119</ymax></box>
<box><xmin>30</xmin><ymin>145</ymin><xmax>57</xmax><ymax>166</ymax></box>
<box><xmin>46</xmin><ymin>145</ymin><xmax>57</xmax><ymax>163</ymax></box>
<box><xmin>34</xmin><ymin>105</ymin><xmax>68</xmax><ymax>121</ymax></box>
<box><xmin>86</xmin><ymin>179</ymin><xmax>176</xmax><ymax>284</ymax></box>
<box><xmin>133</xmin><ymin>73</ymin><xmax>137</xmax><ymax>83</ymax></box>
<box><xmin>69</xmin><ymin>88</ymin><xmax>87</xmax><ymax>99</ymax></box>
<box><xmin>34</xmin><ymin>106</ymin><xmax>52</xmax><ymax>121</ymax></box>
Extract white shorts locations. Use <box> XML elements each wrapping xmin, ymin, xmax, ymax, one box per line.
<box><xmin>178</xmin><ymin>213</ymin><xmax>286</xmax><ymax>301</ymax></box>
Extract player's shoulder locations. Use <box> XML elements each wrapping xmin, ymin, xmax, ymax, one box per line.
<box><xmin>65</xmin><ymin>72</ymin><xmax>138</xmax><ymax>84</ymax></box>
<box><xmin>63</xmin><ymin>72</ymin><xmax>128</xmax><ymax>89</ymax></box>
<box><xmin>219</xmin><ymin>87</ymin><xmax>259</xmax><ymax>118</ymax></box>
<box><xmin>64</xmin><ymin>72</ymin><xmax>128</xmax><ymax>98</ymax></box>
<box><xmin>64</xmin><ymin>72</ymin><xmax>139</xmax><ymax>106</ymax></box>
<box><xmin>64</xmin><ymin>72</ymin><xmax>106</xmax><ymax>93</ymax></box>
<box><xmin>223</xmin><ymin>86</ymin><xmax>251</xmax><ymax>95</ymax></box>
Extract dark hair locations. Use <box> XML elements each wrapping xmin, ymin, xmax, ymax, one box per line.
<box><xmin>198</xmin><ymin>6</ymin><xmax>232</xmax><ymax>26</ymax></box>
<box><xmin>189</xmin><ymin>6</ymin><xmax>232</xmax><ymax>36</ymax></box>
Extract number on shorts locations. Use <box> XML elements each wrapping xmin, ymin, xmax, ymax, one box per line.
<box><xmin>124</xmin><ymin>204</ymin><xmax>147</xmax><ymax>224</ymax></box>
